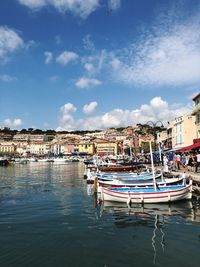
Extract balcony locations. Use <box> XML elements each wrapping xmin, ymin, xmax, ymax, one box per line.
<box><xmin>192</xmin><ymin>103</ymin><xmax>200</xmax><ymax>115</ymax></box>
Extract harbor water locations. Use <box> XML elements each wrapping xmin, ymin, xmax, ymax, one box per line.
<box><xmin>0</xmin><ymin>162</ymin><xmax>200</xmax><ymax>267</ymax></box>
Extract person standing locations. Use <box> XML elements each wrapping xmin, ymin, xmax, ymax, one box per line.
<box><xmin>176</xmin><ymin>153</ymin><xmax>181</xmax><ymax>170</ymax></box>
<box><xmin>163</xmin><ymin>154</ymin><xmax>169</xmax><ymax>172</ymax></box>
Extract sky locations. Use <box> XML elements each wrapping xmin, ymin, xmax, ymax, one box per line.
<box><xmin>0</xmin><ymin>0</ymin><xmax>200</xmax><ymax>131</ymax></box>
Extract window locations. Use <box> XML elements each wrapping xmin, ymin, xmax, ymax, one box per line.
<box><xmin>197</xmin><ymin>113</ymin><xmax>200</xmax><ymax>124</ymax></box>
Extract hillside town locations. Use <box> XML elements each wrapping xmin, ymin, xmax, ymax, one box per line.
<box><xmin>0</xmin><ymin>93</ymin><xmax>200</xmax><ymax>159</ymax></box>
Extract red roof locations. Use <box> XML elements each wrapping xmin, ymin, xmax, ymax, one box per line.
<box><xmin>179</xmin><ymin>143</ymin><xmax>200</xmax><ymax>151</ymax></box>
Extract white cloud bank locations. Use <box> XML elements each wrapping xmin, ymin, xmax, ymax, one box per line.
<box><xmin>17</xmin><ymin>0</ymin><xmax>99</xmax><ymax>18</ymax></box>
<box><xmin>56</xmin><ymin>97</ymin><xmax>192</xmax><ymax>131</ymax></box>
<box><xmin>0</xmin><ymin>26</ymin><xmax>24</xmax><ymax>62</ymax></box>
<box><xmin>110</xmin><ymin>13</ymin><xmax>200</xmax><ymax>87</ymax></box>
<box><xmin>1</xmin><ymin>118</ymin><xmax>23</xmax><ymax>128</ymax></box>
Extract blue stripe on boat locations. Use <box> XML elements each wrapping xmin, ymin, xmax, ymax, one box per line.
<box><xmin>108</xmin><ymin>185</ymin><xmax>185</xmax><ymax>193</ymax></box>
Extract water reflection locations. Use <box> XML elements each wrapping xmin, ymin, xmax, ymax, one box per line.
<box><xmin>95</xmin><ymin>199</ymin><xmax>200</xmax><ymax>265</ymax></box>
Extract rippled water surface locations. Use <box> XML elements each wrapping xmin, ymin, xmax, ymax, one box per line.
<box><xmin>1</xmin><ymin>162</ymin><xmax>200</xmax><ymax>267</ymax></box>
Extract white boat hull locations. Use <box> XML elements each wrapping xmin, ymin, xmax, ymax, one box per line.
<box><xmin>102</xmin><ymin>183</ymin><xmax>192</xmax><ymax>204</ymax></box>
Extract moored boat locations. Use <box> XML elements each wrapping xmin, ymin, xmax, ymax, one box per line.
<box><xmin>98</xmin><ymin>176</ymin><xmax>185</xmax><ymax>189</ymax></box>
<box><xmin>100</xmin><ymin>178</ymin><xmax>193</xmax><ymax>204</ymax></box>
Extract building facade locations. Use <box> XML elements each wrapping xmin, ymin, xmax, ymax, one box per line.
<box><xmin>192</xmin><ymin>92</ymin><xmax>200</xmax><ymax>138</ymax></box>
<box><xmin>171</xmin><ymin>114</ymin><xmax>196</xmax><ymax>149</ymax></box>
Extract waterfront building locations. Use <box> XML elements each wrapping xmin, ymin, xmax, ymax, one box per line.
<box><xmin>64</xmin><ymin>143</ymin><xmax>76</xmax><ymax>154</ymax></box>
<box><xmin>192</xmin><ymin>92</ymin><xmax>200</xmax><ymax>138</ymax></box>
<box><xmin>76</xmin><ymin>142</ymin><xmax>95</xmax><ymax>155</ymax></box>
<box><xmin>0</xmin><ymin>142</ymin><xmax>17</xmax><ymax>154</ymax></box>
<box><xmin>94</xmin><ymin>138</ymin><xmax>122</xmax><ymax>156</ymax></box>
<box><xmin>15</xmin><ymin>142</ymin><xmax>29</xmax><ymax>155</ymax></box>
<box><xmin>170</xmin><ymin>114</ymin><xmax>196</xmax><ymax>149</ymax></box>
<box><xmin>29</xmin><ymin>142</ymin><xmax>51</xmax><ymax>155</ymax></box>
<box><xmin>50</xmin><ymin>140</ymin><xmax>67</xmax><ymax>155</ymax></box>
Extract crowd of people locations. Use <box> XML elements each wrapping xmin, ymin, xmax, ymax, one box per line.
<box><xmin>162</xmin><ymin>151</ymin><xmax>200</xmax><ymax>173</ymax></box>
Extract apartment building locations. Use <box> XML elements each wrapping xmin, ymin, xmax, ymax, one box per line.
<box><xmin>29</xmin><ymin>142</ymin><xmax>51</xmax><ymax>155</ymax></box>
<box><xmin>94</xmin><ymin>138</ymin><xmax>122</xmax><ymax>156</ymax></box>
<box><xmin>171</xmin><ymin>114</ymin><xmax>196</xmax><ymax>149</ymax></box>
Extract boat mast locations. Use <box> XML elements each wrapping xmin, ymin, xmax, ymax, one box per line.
<box><xmin>149</xmin><ymin>140</ymin><xmax>157</xmax><ymax>190</ymax></box>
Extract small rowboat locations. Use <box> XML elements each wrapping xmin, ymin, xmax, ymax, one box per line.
<box><xmin>101</xmin><ymin>178</ymin><xmax>193</xmax><ymax>204</ymax></box>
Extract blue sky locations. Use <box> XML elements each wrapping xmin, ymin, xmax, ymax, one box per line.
<box><xmin>0</xmin><ymin>0</ymin><xmax>199</xmax><ymax>131</ymax></box>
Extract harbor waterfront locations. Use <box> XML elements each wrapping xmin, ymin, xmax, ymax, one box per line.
<box><xmin>1</xmin><ymin>162</ymin><xmax>200</xmax><ymax>267</ymax></box>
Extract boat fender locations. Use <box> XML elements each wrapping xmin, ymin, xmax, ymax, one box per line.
<box><xmin>127</xmin><ymin>192</ymin><xmax>131</xmax><ymax>205</ymax></box>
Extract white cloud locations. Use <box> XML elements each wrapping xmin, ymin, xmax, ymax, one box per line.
<box><xmin>75</xmin><ymin>77</ymin><xmax>102</xmax><ymax>88</ymax></box>
<box><xmin>57</xmin><ymin>102</ymin><xmax>79</xmax><ymax>131</ymax></box>
<box><xmin>18</xmin><ymin>0</ymin><xmax>46</xmax><ymax>9</ymax></box>
<box><xmin>0</xmin><ymin>74</ymin><xmax>17</xmax><ymax>82</ymax></box>
<box><xmin>17</xmin><ymin>0</ymin><xmax>100</xmax><ymax>18</ymax></box>
<box><xmin>2</xmin><ymin>118</ymin><xmax>23</xmax><ymax>127</ymax></box>
<box><xmin>110</xmin><ymin>14</ymin><xmax>200</xmax><ymax>87</ymax></box>
<box><xmin>83</xmin><ymin>101</ymin><xmax>98</xmax><ymax>115</ymax></box>
<box><xmin>60</xmin><ymin>103</ymin><xmax>77</xmax><ymax>114</ymax></box>
<box><xmin>108</xmin><ymin>0</ymin><xmax>121</xmax><ymax>11</ymax></box>
<box><xmin>0</xmin><ymin>26</ymin><xmax>24</xmax><ymax>62</ymax></box>
<box><xmin>56</xmin><ymin>51</ymin><xmax>78</xmax><ymax>66</ymax></box>
<box><xmin>84</xmin><ymin>63</ymin><xmax>95</xmax><ymax>73</ymax></box>
<box><xmin>56</xmin><ymin>97</ymin><xmax>192</xmax><ymax>131</ymax></box>
<box><xmin>44</xmin><ymin>51</ymin><xmax>53</xmax><ymax>64</ymax></box>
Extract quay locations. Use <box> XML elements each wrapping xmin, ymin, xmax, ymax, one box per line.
<box><xmin>172</xmin><ymin>169</ymin><xmax>200</xmax><ymax>193</ymax></box>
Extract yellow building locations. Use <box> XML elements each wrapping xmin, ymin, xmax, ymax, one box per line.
<box><xmin>76</xmin><ymin>142</ymin><xmax>95</xmax><ymax>155</ymax></box>
<box><xmin>94</xmin><ymin>138</ymin><xmax>121</xmax><ymax>156</ymax></box>
<box><xmin>192</xmin><ymin>92</ymin><xmax>200</xmax><ymax>138</ymax></box>
<box><xmin>170</xmin><ymin>114</ymin><xmax>196</xmax><ymax>149</ymax></box>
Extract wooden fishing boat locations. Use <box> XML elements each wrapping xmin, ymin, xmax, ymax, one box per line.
<box><xmin>98</xmin><ymin>177</ymin><xmax>185</xmax><ymax>189</ymax></box>
<box><xmin>87</xmin><ymin>170</ymin><xmax>161</xmax><ymax>184</ymax></box>
<box><xmin>101</xmin><ymin>178</ymin><xmax>193</xmax><ymax>204</ymax></box>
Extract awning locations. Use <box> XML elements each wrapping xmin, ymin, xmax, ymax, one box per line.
<box><xmin>178</xmin><ymin>143</ymin><xmax>200</xmax><ymax>151</ymax></box>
